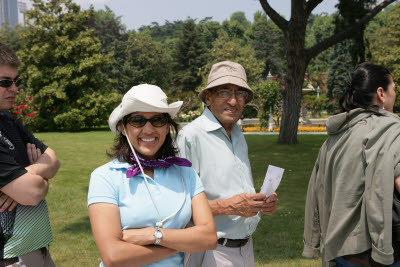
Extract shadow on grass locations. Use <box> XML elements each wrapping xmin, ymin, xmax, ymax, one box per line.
<box><xmin>82</xmin><ymin>185</ymin><xmax>89</xmax><ymax>192</ymax></box>
<box><xmin>61</xmin><ymin>216</ymin><xmax>91</xmax><ymax>233</ymax></box>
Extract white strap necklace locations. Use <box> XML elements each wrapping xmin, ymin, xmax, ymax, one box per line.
<box><xmin>123</xmin><ymin>125</ymin><xmax>186</xmax><ymax>228</ymax></box>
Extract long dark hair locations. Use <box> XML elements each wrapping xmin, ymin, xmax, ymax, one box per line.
<box><xmin>339</xmin><ymin>62</ymin><xmax>392</xmax><ymax>113</ymax></box>
<box><xmin>107</xmin><ymin>113</ymin><xmax>179</xmax><ymax>162</ymax></box>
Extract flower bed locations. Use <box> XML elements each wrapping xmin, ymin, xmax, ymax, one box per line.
<box><xmin>243</xmin><ymin>126</ymin><xmax>326</xmax><ymax>132</ymax></box>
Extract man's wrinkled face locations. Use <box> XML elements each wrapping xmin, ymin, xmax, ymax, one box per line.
<box><xmin>204</xmin><ymin>84</ymin><xmax>246</xmax><ymax>131</ymax></box>
<box><xmin>0</xmin><ymin>65</ymin><xmax>19</xmax><ymax>111</ymax></box>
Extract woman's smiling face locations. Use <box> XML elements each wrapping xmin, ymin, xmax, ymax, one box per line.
<box><xmin>121</xmin><ymin>112</ymin><xmax>170</xmax><ymax>160</ymax></box>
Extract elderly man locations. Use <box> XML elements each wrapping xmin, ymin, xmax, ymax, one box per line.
<box><xmin>0</xmin><ymin>43</ymin><xmax>60</xmax><ymax>266</ymax></box>
<box><xmin>177</xmin><ymin>61</ymin><xmax>278</xmax><ymax>266</ymax></box>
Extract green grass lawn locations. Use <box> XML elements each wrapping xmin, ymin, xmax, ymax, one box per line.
<box><xmin>35</xmin><ymin>132</ymin><xmax>327</xmax><ymax>267</ymax></box>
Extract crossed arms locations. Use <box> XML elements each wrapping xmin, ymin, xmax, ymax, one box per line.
<box><xmin>89</xmin><ymin>192</ymin><xmax>217</xmax><ymax>267</ymax></box>
<box><xmin>1</xmin><ymin>143</ymin><xmax>60</xmax><ymax>208</ymax></box>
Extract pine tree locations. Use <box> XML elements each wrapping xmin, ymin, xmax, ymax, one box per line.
<box><xmin>327</xmin><ymin>39</ymin><xmax>355</xmax><ymax>100</ymax></box>
<box><xmin>172</xmin><ymin>19</ymin><xmax>208</xmax><ymax>92</ymax></box>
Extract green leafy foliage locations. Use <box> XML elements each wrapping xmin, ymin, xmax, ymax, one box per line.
<box><xmin>302</xmin><ymin>95</ymin><xmax>328</xmax><ymax>117</ymax></box>
<box><xmin>249</xmin><ymin>11</ymin><xmax>285</xmax><ymax>77</ymax></box>
<box><xmin>124</xmin><ymin>32</ymin><xmax>171</xmax><ymax>90</ymax></box>
<box><xmin>172</xmin><ymin>19</ymin><xmax>209</xmax><ymax>92</ymax></box>
<box><xmin>327</xmin><ymin>39</ymin><xmax>354</xmax><ymax>100</ymax></box>
<box><xmin>199</xmin><ymin>32</ymin><xmax>263</xmax><ymax>90</ymax></box>
<box><xmin>17</xmin><ymin>0</ymin><xmax>119</xmax><ymax>131</ymax></box>
<box><xmin>306</xmin><ymin>14</ymin><xmax>335</xmax><ymax>78</ymax></box>
<box><xmin>368</xmin><ymin>2</ymin><xmax>400</xmax><ymax>112</ymax></box>
<box><xmin>252</xmin><ymin>81</ymin><xmax>280</xmax><ymax>128</ymax></box>
<box><xmin>89</xmin><ymin>6</ymin><xmax>130</xmax><ymax>93</ymax></box>
<box><xmin>221</xmin><ymin>11</ymin><xmax>251</xmax><ymax>43</ymax></box>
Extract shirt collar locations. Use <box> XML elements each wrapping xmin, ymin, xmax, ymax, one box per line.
<box><xmin>201</xmin><ymin>107</ymin><xmax>224</xmax><ymax>132</ymax></box>
<box><xmin>109</xmin><ymin>158</ymin><xmax>131</xmax><ymax>169</ymax></box>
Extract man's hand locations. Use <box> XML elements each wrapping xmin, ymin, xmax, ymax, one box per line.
<box><xmin>122</xmin><ymin>227</ymin><xmax>156</xmax><ymax>246</ymax></box>
<box><xmin>228</xmin><ymin>193</ymin><xmax>266</xmax><ymax>217</ymax></box>
<box><xmin>0</xmin><ymin>192</ymin><xmax>18</xmax><ymax>212</ymax></box>
<box><xmin>260</xmin><ymin>192</ymin><xmax>279</xmax><ymax>215</ymax></box>
<box><xmin>27</xmin><ymin>143</ymin><xmax>42</xmax><ymax>164</ymax></box>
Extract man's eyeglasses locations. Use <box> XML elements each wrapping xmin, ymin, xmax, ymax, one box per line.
<box><xmin>215</xmin><ymin>88</ymin><xmax>249</xmax><ymax>101</ymax></box>
<box><xmin>127</xmin><ymin>115</ymin><xmax>169</xmax><ymax>128</ymax></box>
<box><xmin>0</xmin><ymin>77</ymin><xmax>22</xmax><ymax>88</ymax></box>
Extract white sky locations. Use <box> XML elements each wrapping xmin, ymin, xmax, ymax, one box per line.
<box><xmin>72</xmin><ymin>0</ymin><xmax>338</xmax><ymax>30</ymax></box>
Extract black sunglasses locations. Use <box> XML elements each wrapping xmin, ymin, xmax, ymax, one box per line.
<box><xmin>127</xmin><ymin>115</ymin><xmax>169</xmax><ymax>128</ymax></box>
<box><xmin>0</xmin><ymin>76</ymin><xmax>21</xmax><ymax>88</ymax></box>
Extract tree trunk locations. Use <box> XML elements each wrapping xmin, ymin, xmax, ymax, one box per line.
<box><xmin>278</xmin><ymin>2</ymin><xmax>307</xmax><ymax>145</ymax></box>
<box><xmin>259</xmin><ymin>0</ymin><xmax>396</xmax><ymax>145</ymax></box>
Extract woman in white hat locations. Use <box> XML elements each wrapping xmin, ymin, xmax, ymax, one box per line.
<box><xmin>87</xmin><ymin>84</ymin><xmax>217</xmax><ymax>267</ymax></box>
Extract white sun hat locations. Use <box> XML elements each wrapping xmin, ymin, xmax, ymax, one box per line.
<box><xmin>108</xmin><ymin>84</ymin><xmax>183</xmax><ymax>134</ymax></box>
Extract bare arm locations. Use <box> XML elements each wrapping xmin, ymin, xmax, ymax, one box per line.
<box><xmin>1</xmin><ymin>172</ymin><xmax>48</xmax><ymax>206</ymax></box>
<box><xmin>0</xmin><ymin>143</ymin><xmax>54</xmax><ymax>206</ymax></box>
<box><xmin>122</xmin><ymin>192</ymin><xmax>218</xmax><ymax>253</ymax></box>
<box><xmin>208</xmin><ymin>192</ymin><xmax>267</xmax><ymax>217</ymax></box>
<box><xmin>89</xmin><ymin>203</ymin><xmax>177</xmax><ymax>267</ymax></box>
<box><xmin>25</xmin><ymin>145</ymin><xmax>60</xmax><ymax>179</ymax></box>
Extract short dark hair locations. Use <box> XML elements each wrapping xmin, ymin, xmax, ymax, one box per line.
<box><xmin>107</xmin><ymin>113</ymin><xmax>179</xmax><ymax>162</ymax></box>
<box><xmin>0</xmin><ymin>43</ymin><xmax>21</xmax><ymax>68</ymax></box>
<box><xmin>339</xmin><ymin>62</ymin><xmax>392</xmax><ymax>113</ymax></box>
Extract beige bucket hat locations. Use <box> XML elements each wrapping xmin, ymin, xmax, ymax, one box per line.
<box><xmin>199</xmin><ymin>61</ymin><xmax>254</xmax><ymax>104</ymax></box>
<box><xmin>108</xmin><ymin>84</ymin><xmax>183</xmax><ymax>134</ymax></box>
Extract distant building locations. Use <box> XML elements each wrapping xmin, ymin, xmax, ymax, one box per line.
<box><xmin>17</xmin><ymin>0</ymin><xmax>27</xmax><ymax>25</ymax></box>
<box><xmin>0</xmin><ymin>0</ymin><xmax>19</xmax><ymax>28</ymax></box>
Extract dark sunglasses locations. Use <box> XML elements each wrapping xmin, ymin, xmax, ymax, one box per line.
<box><xmin>0</xmin><ymin>76</ymin><xmax>21</xmax><ymax>88</ymax></box>
<box><xmin>127</xmin><ymin>115</ymin><xmax>169</xmax><ymax>128</ymax></box>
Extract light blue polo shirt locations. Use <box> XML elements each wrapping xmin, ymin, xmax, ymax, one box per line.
<box><xmin>177</xmin><ymin>107</ymin><xmax>260</xmax><ymax>239</ymax></box>
<box><xmin>88</xmin><ymin>159</ymin><xmax>204</xmax><ymax>267</ymax></box>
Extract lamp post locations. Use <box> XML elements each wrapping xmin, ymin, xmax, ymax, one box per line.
<box><xmin>267</xmin><ymin>71</ymin><xmax>274</xmax><ymax>131</ymax></box>
<box><xmin>317</xmin><ymin>86</ymin><xmax>320</xmax><ymax>99</ymax></box>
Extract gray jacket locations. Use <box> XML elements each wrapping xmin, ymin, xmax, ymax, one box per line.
<box><xmin>303</xmin><ymin>108</ymin><xmax>400</xmax><ymax>265</ymax></box>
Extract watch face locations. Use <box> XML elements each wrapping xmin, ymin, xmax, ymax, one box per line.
<box><xmin>155</xmin><ymin>230</ymin><xmax>163</xmax><ymax>239</ymax></box>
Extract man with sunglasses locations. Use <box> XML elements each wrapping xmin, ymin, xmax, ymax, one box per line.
<box><xmin>177</xmin><ymin>61</ymin><xmax>279</xmax><ymax>266</ymax></box>
<box><xmin>0</xmin><ymin>43</ymin><xmax>60</xmax><ymax>267</ymax></box>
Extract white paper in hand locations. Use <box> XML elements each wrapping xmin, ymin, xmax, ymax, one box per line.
<box><xmin>260</xmin><ymin>165</ymin><xmax>284</xmax><ymax>197</ymax></box>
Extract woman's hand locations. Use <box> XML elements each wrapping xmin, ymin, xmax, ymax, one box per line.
<box><xmin>122</xmin><ymin>227</ymin><xmax>156</xmax><ymax>246</ymax></box>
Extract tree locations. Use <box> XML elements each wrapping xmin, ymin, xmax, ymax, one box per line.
<box><xmin>197</xmin><ymin>18</ymin><xmax>221</xmax><ymax>49</ymax></box>
<box><xmin>259</xmin><ymin>0</ymin><xmax>396</xmax><ymax>144</ymax></box>
<box><xmin>326</xmin><ymin>39</ymin><xmax>354</xmax><ymax>100</ymax></box>
<box><xmin>221</xmin><ymin>12</ymin><xmax>251</xmax><ymax>43</ymax></box>
<box><xmin>172</xmin><ymin>19</ymin><xmax>208</xmax><ymax>92</ymax></box>
<box><xmin>368</xmin><ymin>2</ymin><xmax>400</xmax><ymax>111</ymax></box>
<box><xmin>89</xmin><ymin>6</ymin><xmax>130</xmax><ymax>93</ymax></box>
<box><xmin>0</xmin><ymin>25</ymin><xmax>27</xmax><ymax>53</ymax></box>
<box><xmin>138</xmin><ymin>20</ymin><xmax>185</xmax><ymax>43</ymax></box>
<box><xmin>249</xmin><ymin>11</ymin><xmax>286</xmax><ymax>78</ymax></box>
<box><xmin>199</xmin><ymin>32</ymin><xmax>263</xmax><ymax>89</ymax></box>
<box><xmin>124</xmin><ymin>32</ymin><xmax>170</xmax><ymax>89</ymax></box>
<box><xmin>18</xmin><ymin>0</ymin><xmax>120</xmax><ymax>131</ymax></box>
<box><xmin>306</xmin><ymin>14</ymin><xmax>335</xmax><ymax>77</ymax></box>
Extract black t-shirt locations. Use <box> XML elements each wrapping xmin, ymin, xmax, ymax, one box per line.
<box><xmin>0</xmin><ymin>111</ymin><xmax>47</xmax><ymax>189</ymax></box>
<box><xmin>0</xmin><ymin>111</ymin><xmax>49</xmax><ymax>260</ymax></box>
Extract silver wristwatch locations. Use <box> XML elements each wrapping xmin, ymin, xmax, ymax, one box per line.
<box><xmin>154</xmin><ymin>227</ymin><xmax>163</xmax><ymax>245</ymax></box>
